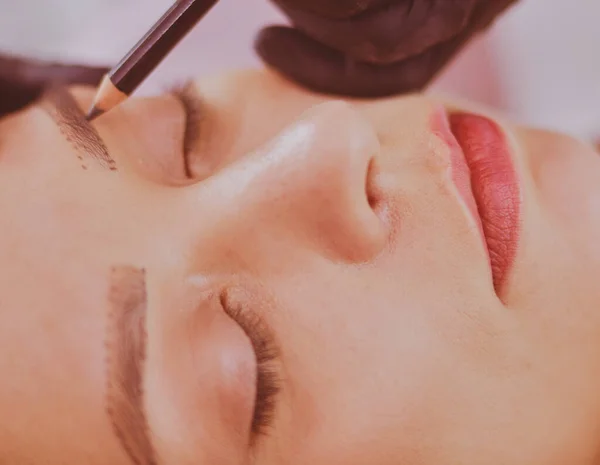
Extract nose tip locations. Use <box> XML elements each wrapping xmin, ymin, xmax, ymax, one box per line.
<box><xmin>266</xmin><ymin>100</ymin><xmax>388</xmax><ymax>262</ymax></box>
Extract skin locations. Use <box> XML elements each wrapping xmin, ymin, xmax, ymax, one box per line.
<box><xmin>1</xmin><ymin>68</ymin><xmax>600</xmax><ymax>465</ymax></box>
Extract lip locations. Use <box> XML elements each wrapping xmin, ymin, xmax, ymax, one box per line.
<box><xmin>433</xmin><ymin>110</ymin><xmax>522</xmax><ymax>294</ymax></box>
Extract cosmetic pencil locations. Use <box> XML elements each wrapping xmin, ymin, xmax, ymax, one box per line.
<box><xmin>86</xmin><ymin>0</ymin><xmax>218</xmax><ymax>121</ymax></box>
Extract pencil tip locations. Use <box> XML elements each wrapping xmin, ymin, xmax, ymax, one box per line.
<box><xmin>86</xmin><ymin>106</ymin><xmax>104</xmax><ymax>122</ymax></box>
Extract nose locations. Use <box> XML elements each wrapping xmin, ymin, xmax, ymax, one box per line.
<box><xmin>190</xmin><ymin>101</ymin><xmax>388</xmax><ymax>263</ymax></box>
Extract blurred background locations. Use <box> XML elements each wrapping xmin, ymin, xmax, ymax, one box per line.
<box><xmin>0</xmin><ymin>0</ymin><xmax>597</xmax><ymax>142</ymax></box>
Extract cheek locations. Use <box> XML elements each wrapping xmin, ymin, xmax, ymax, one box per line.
<box><xmin>273</xmin><ymin>273</ymin><xmax>521</xmax><ymax>464</ymax></box>
<box><xmin>535</xmin><ymin>141</ymin><xmax>600</xmax><ymax>261</ymax></box>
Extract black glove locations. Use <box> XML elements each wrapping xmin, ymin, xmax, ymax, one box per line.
<box><xmin>0</xmin><ymin>53</ymin><xmax>108</xmax><ymax>118</ymax></box>
<box><xmin>256</xmin><ymin>0</ymin><xmax>519</xmax><ymax>98</ymax></box>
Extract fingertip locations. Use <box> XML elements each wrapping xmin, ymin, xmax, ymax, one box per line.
<box><xmin>255</xmin><ymin>26</ymin><xmax>349</xmax><ymax>96</ymax></box>
<box><xmin>255</xmin><ymin>26</ymin><xmax>310</xmax><ymax>65</ymax></box>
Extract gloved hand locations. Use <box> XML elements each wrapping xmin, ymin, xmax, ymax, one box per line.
<box><xmin>256</xmin><ymin>0</ymin><xmax>519</xmax><ymax>97</ymax></box>
<box><xmin>0</xmin><ymin>53</ymin><xmax>108</xmax><ymax>119</ymax></box>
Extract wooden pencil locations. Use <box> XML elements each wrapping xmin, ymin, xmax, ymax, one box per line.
<box><xmin>87</xmin><ymin>0</ymin><xmax>219</xmax><ymax>121</ymax></box>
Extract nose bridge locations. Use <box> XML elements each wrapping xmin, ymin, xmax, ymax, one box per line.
<box><xmin>232</xmin><ymin>101</ymin><xmax>387</xmax><ymax>262</ymax></box>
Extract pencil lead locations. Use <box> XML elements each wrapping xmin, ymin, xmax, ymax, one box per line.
<box><xmin>86</xmin><ymin>106</ymin><xmax>104</xmax><ymax>122</ymax></box>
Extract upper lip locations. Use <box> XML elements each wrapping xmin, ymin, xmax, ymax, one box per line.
<box><xmin>439</xmin><ymin>110</ymin><xmax>522</xmax><ymax>297</ymax></box>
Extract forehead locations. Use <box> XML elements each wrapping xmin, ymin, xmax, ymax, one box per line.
<box><xmin>0</xmin><ymin>109</ymin><xmax>142</xmax><ymax>297</ymax></box>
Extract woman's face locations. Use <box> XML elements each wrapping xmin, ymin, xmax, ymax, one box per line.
<box><xmin>1</xmin><ymin>68</ymin><xmax>600</xmax><ymax>465</ymax></box>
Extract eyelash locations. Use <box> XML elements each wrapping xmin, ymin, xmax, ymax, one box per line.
<box><xmin>219</xmin><ymin>291</ymin><xmax>281</xmax><ymax>440</ymax></box>
<box><xmin>169</xmin><ymin>81</ymin><xmax>204</xmax><ymax>179</ymax></box>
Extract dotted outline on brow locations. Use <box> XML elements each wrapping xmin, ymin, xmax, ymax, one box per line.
<box><xmin>42</xmin><ymin>87</ymin><xmax>117</xmax><ymax>171</ymax></box>
<box><xmin>105</xmin><ymin>266</ymin><xmax>159</xmax><ymax>465</ymax></box>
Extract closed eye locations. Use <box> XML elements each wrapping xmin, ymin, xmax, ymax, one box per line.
<box><xmin>168</xmin><ymin>81</ymin><xmax>206</xmax><ymax>179</ymax></box>
<box><xmin>219</xmin><ymin>290</ymin><xmax>282</xmax><ymax>443</ymax></box>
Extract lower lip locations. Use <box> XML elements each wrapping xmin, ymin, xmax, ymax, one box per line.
<box><xmin>435</xmin><ymin>110</ymin><xmax>521</xmax><ymax>294</ymax></box>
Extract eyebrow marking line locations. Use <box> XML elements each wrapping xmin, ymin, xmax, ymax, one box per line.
<box><xmin>106</xmin><ymin>266</ymin><xmax>158</xmax><ymax>465</ymax></box>
<box><xmin>42</xmin><ymin>87</ymin><xmax>117</xmax><ymax>171</ymax></box>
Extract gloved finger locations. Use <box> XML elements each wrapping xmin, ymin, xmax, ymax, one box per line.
<box><xmin>256</xmin><ymin>25</ymin><xmax>467</xmax><ymax>97</ymax></box>
<box><xmin>0</xmin><ymin>54</ymin><xmax>108</xmax><ymax>116</ymax></box>
<box><xmin>271</xmin><ymin>0</ymin><xmax>392</xmax><ymax>19</ymax></box>
<box><xmin>277</xmin><ymin>0</ymin><xmax>477</xmax><ymax>64</ymax></box>
<box><xmin>465</xmin><ymin>0</ymin><xmax>520</xmax><ymax>31</ymax></box>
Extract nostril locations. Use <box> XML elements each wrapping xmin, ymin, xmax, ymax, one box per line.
<box><xmin>365</xmin><ymin>153</ymin><xmax>396</xmax><ymax>246</ymax></box>
<box><xmin>244</xmin><ymin>99</ymin><xmax>388</xmax><ymax>263</ymax></box>
<box><xmin>366</xmin><ymin>157</ymin><xmax>382</xmax><ymax>210</ymax></box>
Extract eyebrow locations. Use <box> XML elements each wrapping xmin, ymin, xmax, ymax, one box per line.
<box><xmin>106</xmin><ymin>266</ymin><xmax>159</xmax><ymax>465</ymax></box>
<box><xmin>42</xmin><ymin>86</ymin><xmax>117</xmax><ymax>171</ymax></box>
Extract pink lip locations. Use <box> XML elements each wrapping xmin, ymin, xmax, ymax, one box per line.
<box><xmin>432</xmin><ymin>109</ymin><xmax>521</xmax><ymax>294</ymax></box>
